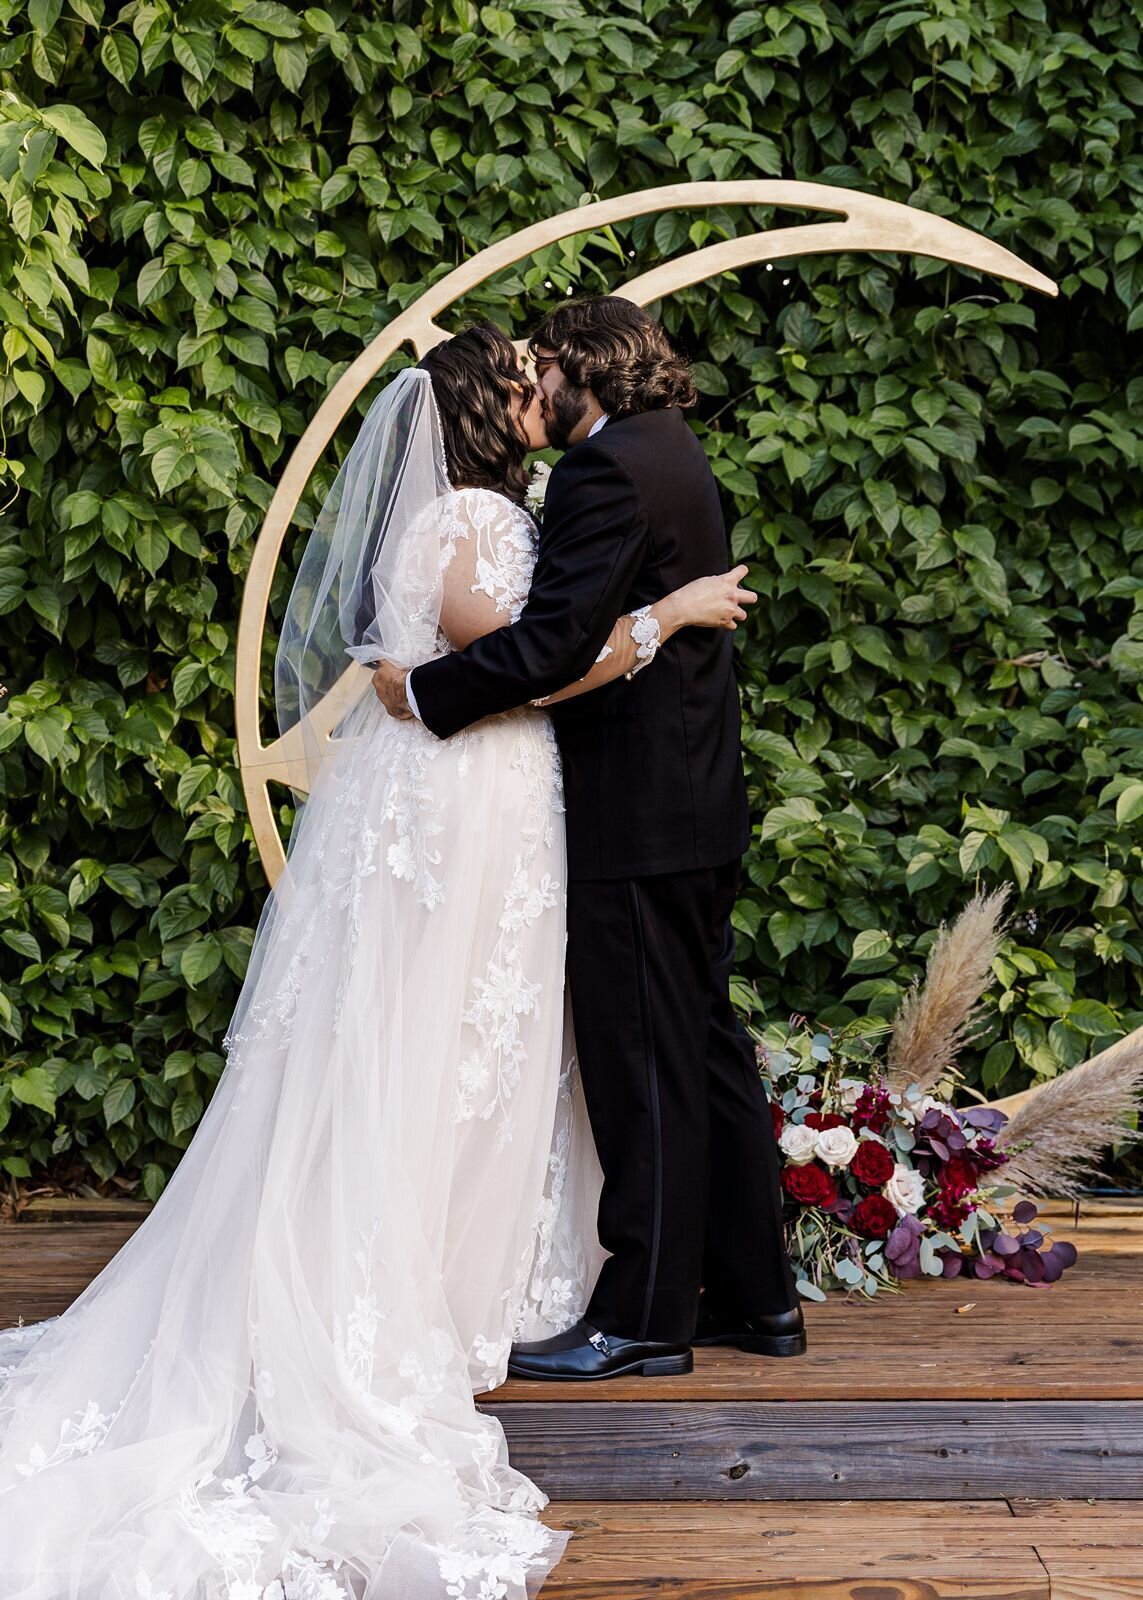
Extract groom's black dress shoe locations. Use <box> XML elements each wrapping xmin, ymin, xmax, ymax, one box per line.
<box><xmin>507</xmin><ymin>1319</ymin><xmax>693</xmax><ymax>1381</ymax></box>
<box><xmin>693</xmin><ymin>1303</ymin><xmax>807</xmax><ymax>1357</ymax></box>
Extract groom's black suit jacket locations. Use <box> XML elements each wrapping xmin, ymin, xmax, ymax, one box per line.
<box><xmin>410</xmin><ymin>407</ymin><xmax>750</xmax><ymax>881</ymax></box>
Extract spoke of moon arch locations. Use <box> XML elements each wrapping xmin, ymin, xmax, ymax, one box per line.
<box><xmin>236</xmin><ymin>178</ymin><xmax>1057</xmax><ymax>892</ymax></box>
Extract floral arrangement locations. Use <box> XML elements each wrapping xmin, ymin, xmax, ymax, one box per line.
<box><xmin>761</xmin><ymin>1018</ymin><xmax>1077</xmax><ymax>1297</ymax></box>
<box><xmin>523</xmin><ymin>459</ymin><xmax>552</xmax><ymax>520</ymax></box>
<box><xmin>757</xmin><ymin>887</ymin><xmax>1142</xmax><ymax>1298</ymax></box>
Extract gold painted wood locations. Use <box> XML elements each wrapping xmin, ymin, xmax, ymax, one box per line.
<box><xmin>235</xmin><ymin>180</ymin><xmax>1058</xmax><ymax>889</ymax></box>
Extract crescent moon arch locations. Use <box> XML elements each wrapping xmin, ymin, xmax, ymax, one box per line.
<box><xmin>235</xmin><ymin>178</ymin><xmax>1058</xmax><ymax>890</ymax></box>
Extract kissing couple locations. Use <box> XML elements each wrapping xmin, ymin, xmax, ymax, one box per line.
<box><xmin>0</xmin><ymin>298</ymin><xmax>802</xmax><ymax>1600</ymax></box>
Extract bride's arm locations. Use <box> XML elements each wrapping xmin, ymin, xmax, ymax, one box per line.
<box><xmin>533</xmin><ymin>566</ymin><xmax>756</xmax><ymax>706</ymax></box>
<box><xmin>436</xmin><ymin>496</ymin><xmax>534</xmax><ymax>650</ymax></box>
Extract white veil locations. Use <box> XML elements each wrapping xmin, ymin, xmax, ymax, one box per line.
<box><xmin>273</xmin><ymin>365</ymin><xmax>453</xmax><ymax>799</ymax></box>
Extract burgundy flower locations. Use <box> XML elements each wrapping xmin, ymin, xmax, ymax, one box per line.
<box><xmin>849</xmin><ymin>1139</ymin><xmax>895</xmax><ymax>1187</ymax></box>
<box><xmin>769</xmin><ymin>1100</ymin><xmax>785</xmax><ymax>1140</ymax></box>
<box><xmin>852</xmin><ymin>1084</ymin><xmax>892</xmax><ymax>1136</ymax></box>
<box><xmin>971</xmin><ymin>1135</ymin><xmax>1008</xmax><ymax>1175</ymax></box>
<box><xmin>852</xmin><ymin>1194</ymin><xmax>897</xmax><ymax>1238</ymax></box>
<box><xmin>804</xmin><ymin>1110</ymin><xmax>848</xmax><ymax>1131</ymax></box>
<box><xmin>940</xmin><ymin>1154</ymin><xmax>979</xmax><ymax>1193</ymax></box>
<box><xmin>781</xmin><ymin>1162</ymin><xmax>838</xmax><ymax>1209</ymax></box>
<box><xmin>929</xmin><ymin>1189</ymin><xmax>972</xmax><ymax>1230</ymax></box>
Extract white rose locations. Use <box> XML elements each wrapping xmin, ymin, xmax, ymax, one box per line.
<box><xmin>838</xmin><ymin>1078</ymin><xmax>866</xmax><ymax>1110</ymax></box>
<box><xmin>779</xmin><ymin>1123</ymin><xmax>818</xmax><ymax>1165</ymax></box>
<box><xmin>903</xmin><ymin>1093</ymin><xmax>954</xmax><ymax>1124</ymax></box>
<box><xmin>813</xmin><ymin>1125</ymin><xmax>858</xmax><ymax>1169</ymax></box>
<box><xmin>883</xmin><ymin>1162</ymin><xmax>926</xmax><ymax>1215</ymax></box>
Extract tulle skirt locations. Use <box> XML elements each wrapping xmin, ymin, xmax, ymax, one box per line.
<box><xmin>0</xmin><ymin>693</ymin><xmax>604</xmax><ymax>1600</ymax></box>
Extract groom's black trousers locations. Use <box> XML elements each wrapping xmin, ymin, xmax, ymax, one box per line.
<box><xmin>566</xmin><ymin>860</ymin><xmax>798</xmax><ymax>1345</ymax></box>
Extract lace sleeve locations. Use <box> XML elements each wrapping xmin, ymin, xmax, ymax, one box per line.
<box><xmin>437</xmin><ymin>490</ymin><xmax>537</xmax><ymax>651</ymax></box>
<box><xmin>531</xmin><ymin>603</ymin><xmax>663</xmax><ymax>708</ymax></box>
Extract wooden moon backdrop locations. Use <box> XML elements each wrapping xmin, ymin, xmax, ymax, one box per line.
<box><xmin>235</xmin><ymin>179</ymin><xmax>1059</xmax><ymax>892</ymax></box>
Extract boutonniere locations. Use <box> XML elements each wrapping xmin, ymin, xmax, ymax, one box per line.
<box><xmin>524</xmin><ymin>459</ymin><xmax>553</xmax><ymax>521</ymax></box>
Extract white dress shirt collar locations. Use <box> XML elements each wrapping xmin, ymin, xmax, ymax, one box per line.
<box><xmin>587</xmin><ymin>412</ymin><xmax>609</xmax><ymax>438</ymax></box>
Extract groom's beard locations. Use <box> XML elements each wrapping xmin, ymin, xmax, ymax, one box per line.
<box><xmin>544</xmin><ymin>383</ymin><xmax>591</xmax><ymax>450</ymax></box>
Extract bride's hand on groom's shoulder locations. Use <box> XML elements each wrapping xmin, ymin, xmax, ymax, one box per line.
<box><xmin>668</xmin><ymin>565</ymin><xmax>757</xmax><ymax>632</ymax></box>
<box><xmin>372</xmin><ymin>660</ymin><xmax>414</xmax><ymax>719</ymax></box>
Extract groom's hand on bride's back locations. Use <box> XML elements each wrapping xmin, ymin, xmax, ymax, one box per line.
<box><xmin>372</xmin><ymin>660</ymin><xmax>413</xmax><ymax>719</ymax></box>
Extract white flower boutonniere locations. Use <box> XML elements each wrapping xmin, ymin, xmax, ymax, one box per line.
<box><xmin>524</xmin><ymin>459</ymin><xmax>553</xmax><ymax>520</ymax></box>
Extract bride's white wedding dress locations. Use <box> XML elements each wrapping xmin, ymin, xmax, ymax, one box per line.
<box><xmin>0</xmin><ymin>478</ymin><xmax>607</xmax><ymax>1599</ymax></box>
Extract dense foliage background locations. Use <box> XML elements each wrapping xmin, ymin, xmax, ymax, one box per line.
<box><xmin>1</xmin><ymin>0</ymin><xmax>1141</xmax><ymax>1196</ymax></box>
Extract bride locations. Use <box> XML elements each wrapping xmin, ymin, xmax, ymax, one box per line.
<box><xmin>0</xmin><ymin>323</ymin><xmax>753</xmax><ymax>1599</ymax></box>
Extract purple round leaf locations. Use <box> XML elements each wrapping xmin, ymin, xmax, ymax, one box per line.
<box><xmin>1020</xmin><ymin>1229</ymin><xmax>1043</xmax><ymax>1248</ymax></box>
<box><xmin>1012</xmin><ymin>1200</ymin><xmax>1039</xmax><ymax>1225</ymax></box>
<box><xmin>941</xmin><ymin>1253</ymin><xmax>964</xmax><ymax>1278</ymax></box>
<box><xmin>992</xmin><ymin>1233</ymin><xmax>1021</xmax><ymax>1256</ymax></box>
<box><xmin>1040</xmin><ymin>1252</ymin><xmax>1065</xmax><ymax>1284</ymax></box>
<box><xmin>1019</xmin><ymin>1248</ymin><xmax>1046</xmax><ymax>1283</ymax></box>
<box><xmin>964</xmin><ymin>1107</ymin><xmax>1008</xmax><ymax>1133</ymax></box>
<box><xmin>1049</xmin><ymin>1239</ymin><xmax>1079</xmax><ymax>1270</ymax></box>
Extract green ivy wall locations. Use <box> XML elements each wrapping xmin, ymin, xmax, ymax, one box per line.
<box><xmin>1</xmin><ymin>0</ymin><xmax>1141</xmax><ymax>1196</ymax></box>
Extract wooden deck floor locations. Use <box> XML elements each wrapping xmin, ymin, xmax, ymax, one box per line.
<box><xmin>541</xmin><ymin>1499</ymin><xmax>1143</xmax><ymax>1596</ymax></box>
<box><xmin>3</xmin><ymin>1198</ymin><xmax>1141</xmax><ymax>1595</ymax></box>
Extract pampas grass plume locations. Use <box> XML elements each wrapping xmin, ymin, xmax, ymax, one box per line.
<box><xmin>886</xmin><ymin>887</ymin><xmax>1010</xmax><ymax>1095</ymax></box>
<box><xmin>997</xmin><ymin>1027</ymin><xmax>1143</xmax><ymax>1195</ymax></box>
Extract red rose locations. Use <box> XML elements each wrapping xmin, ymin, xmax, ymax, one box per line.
<box><xmin>940</xmin><ymin>1155</ymin><xmax>979</xmax><ymax>1193</ymax></box>
<box><xmin>850</xmin><ymin>1139</ymin><xmax>895</xmax><ymax>1187</ymax></box>
<box><xmin>781</xmin><ymin>1162</ymin><xmax>837</xmax><ymax>1208</ymax></box>
<box><xmin>769</xmin><ymin>1100</ymin><xmax>785</xmax><ymax>1140</ymax></box>
<box><xmin>804</xmin><ymin>1111</ymin><xmax>848</xmax><ymax>1131</ymax></box>
<box><xmin>852</xmin><ymin>1194</ymin><xmax>898</xmax><ymax>1237</ymax></box>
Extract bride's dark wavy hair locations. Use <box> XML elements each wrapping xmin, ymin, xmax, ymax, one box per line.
<box><xmin>528</xmin><ymin>296</ymin><xmax>697</xmax><ymax>416</ymax></box>
<box><xmin>418</xmin><ymin>324</ymin><xmax>532</xmax><ymax>503</ymax></box>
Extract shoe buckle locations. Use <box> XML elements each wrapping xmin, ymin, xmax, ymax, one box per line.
<box><xmin>587</xmin><ymin>1329</ymin><xmax>611</xmax><ymax>1356</ymax></box>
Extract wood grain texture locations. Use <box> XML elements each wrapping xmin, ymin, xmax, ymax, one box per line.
<box><xmin>538</xmin><ymin>1501</ymin><xmax>1143</xmax><ymax>1598</ymax></box>
<box><xmin>485</xmin><ymin>1400</ymin><xmax>1143</xmax><ymax>1500</ymax></box>
<box><xmin>539</xmin><ymin>1500</ymin><xmax>1052</xmax><ymax>1598</ymax></box>
<box><xmin>0</xmin><ymin>1221</ymin><xmax>137</xmax><ymax>1323</ymax></box>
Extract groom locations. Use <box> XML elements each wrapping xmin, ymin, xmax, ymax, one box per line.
<box><xmin>373</xmin><ymin>297</ymin><xmax>803</xmax><ymax>1378</ymax></box>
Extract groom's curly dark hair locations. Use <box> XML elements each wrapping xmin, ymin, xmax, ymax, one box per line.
<box><xmin>528</xmin><ymin>297</ymin><xmax>697</xmax><ymax>416</ymax></box>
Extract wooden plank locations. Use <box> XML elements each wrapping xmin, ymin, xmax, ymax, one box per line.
<box><xmin>548</xmin><ymin>1502</ymin><xmax>1022</xmax><ymax>1531</ymax></box>
<box><xmin>485</xmin><ymin>1401</ymin><xmax>1143</xmax><ymax>1501</ymax></box>
<box><xmin>540</xmin><ymin>1501</ymin><xmax>1051</xmax><ymax>1598</ymax></box>
<box><xmin>1007</xmin><ymin>1499</ymin><xmax>1143</xmax><ymax>1522</ymax></box>
<box><xmin>0</xmin><ymin>1222</ymin><xmax>137</xmax><ymax>1324</ymax></box>
<box><xmin>1036</xmin><ymin>1574</ymin><xmax>1143</xmax><ymax>1600</ymax></box>
<box><xmin>538</xmin><ymin>1501</ymin><xmax>1143</xmax><ymax>1598</ymax></box>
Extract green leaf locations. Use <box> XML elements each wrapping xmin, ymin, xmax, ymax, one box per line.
<box><xmin>849</xmin><ymin>929</ymin><xmax>892</xmax><ymax>965</ymax></box>
<box><xmin>1116</xmin><ymin>783</ymin><xmax>1143</xmax><ymax>826</ymax></box>
<box><xmin>103</xmin><ymin>1078</ymin><xmax>136</xmax><ymax>1126</ymax></box>
<box><xmin>39</xmin><ymin>105</ymin><xmax>107</xmax><ymax>166</ymax></box>
<box><xmin>100</xmin><ymin>32</ymin><xmax>139</xmax><ymax>85</ymax></box>
<box><xmin>181</xmin><ymin>939</ymin><xmax>222</xmax><ymax>987</ymax></box>
<box><xmin>431</xmin><ymin>128</ymin><xmax>462</xmax><ymax>164</ymax></box>
<box><xmin>11</xmin><ymin>1067</ymin><xmax>57</xmax><ymax>1114</ymax></box>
